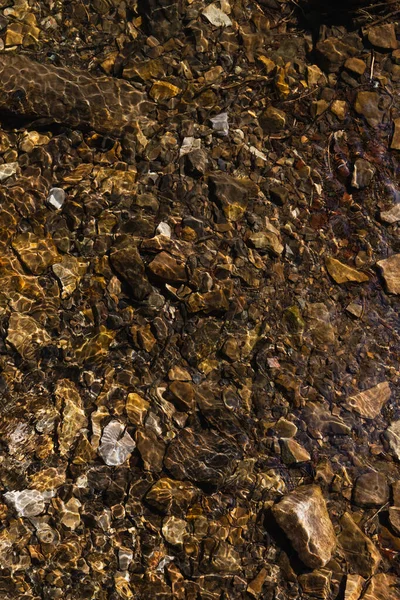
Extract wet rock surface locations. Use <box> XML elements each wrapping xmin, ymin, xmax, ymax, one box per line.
<box><xmin>0</xmin><ymin>0</ymin><xmax>399</xmax><ymax>598</ymax></box>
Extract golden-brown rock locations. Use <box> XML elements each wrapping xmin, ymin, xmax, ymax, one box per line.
<box><xmin>325</xmin><ymin>257</ymin><xmax>369</xmax><ymax>284</ymax></box>
<box><xmin>377</xmin><ymin>254</ymin><xmax>400</xmax><ymax>294</ymax></box>
<box><xmin>346</xmin><ymin>381</ymin><xmax>391</xmax><ymax>419</ymax></box>
<box><xmin>338</xmin><ymin>512</ymin><xmax>381</xmax><ymax>577</ymax></box>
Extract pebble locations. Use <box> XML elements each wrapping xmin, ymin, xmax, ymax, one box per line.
<box><xmin>47</xmin><ymin>187</ymin><xmax>65</xmax><ymax>209</ymax></box>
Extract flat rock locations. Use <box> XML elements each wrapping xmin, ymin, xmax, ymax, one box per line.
<box><xmin>4</xmin><ymin>489</ymin><xmax>47</xmax><ymax>517</ymax></box>
<box><xmin>202</xmin><ymin>4</ymin><xmax>232</xmax><ymax>27</ymax></box>
<box><xmin>280</xmin><ymin>438</ymin><xmax>311</xmax><ymax>464</ymax></box>
<box><xmin>380</xmin><ymin>203</ymin><xmax>400</xmax><ymax>223</ymax></box>
<box><xmin>345</xmin><ymin>574</ymin><xmax>365</xmax><ymax>600</ymax></box>
<box><xmin>272</xmin><ymin>485</ymin><xmax>336</xmax><ymax>568</ymax></box>
<box><xmin>338</xmin><ymin>512</ymin><xmax>381</xmax><ymax>577</ymax></box>
<box><xmin>354</xmin><ymin>92</ymin><xmax>383</xmax><ymax>128</ymax></box>
<box><xmin>52</xmin><ymin>255</ymin><xmax>88</xmax><ymax>299</ymax></box>
<box><xmin>208</xmin><ymin>173</ymin><xmax>255</xmax><ymax>221</ymax></box>
<box><xmin>353</xmin><ymin>471</ymin><xmax>390</xmax><ymax>507</ymax></box>
<box><xmin>351</xmin><ymin>158</ymin><xmax>375</xmax><ymax>189</ymax></box>
<box><xmin>7</xmin><ymin>312</ymin><xmax>51</xmax><ymax>361</ymax></box>
<box><xmin>345</xmin><ymin>381</ymin><xmax>391</xmax><ymax>419</ymax></box>
<box><xmin>367</xmin><ymin>23</ymin><xmax>397</xmax><ymax>50</ymax></box>
<box><xmin>98</xmin><ymin>420</ymin><xmax>135</xmax><ymax>466</ymax></box>
<box><xmin>12</xmin><ymin>232</ymin><xmax>59</xmax><ymax>274</ymax></box>
<box><xmin>298</xmin><ymin>569</ymin><xmax>331</xmax><ymax>599</ymax></box>
<box><xmin>385</xmin><ymin>419</ymin><xmax>400</xmax><ymax>460</ymax></box>
<box><xmin>325</xmin><ymin>257</ymin><xmax>369</xmax><ymax>284</ymax></box>
<box><xmin>363</xmin><ymin>573</ymin><xmax>400</xmax><ymax>600</ymax></box>
<box><xmin>377</xmin><ymin>254</ymin><xmax>400</xmax><ymax>293</ymax></box>
<box><xmin>148</xmin><ymin>251</ymin><xmax>187</xmax><ymax>283</ymax></box>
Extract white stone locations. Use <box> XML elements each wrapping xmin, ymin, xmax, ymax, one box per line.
<box><xmin>0</xmin><ymin>162</ymin><xmax>18</xmax><ymax>182</ymax></box>
<box><xmin>98</xmin><ymin>420</ymin><xmax>135</xmax><ymax>466</ymax></box>
<box><xmin>47</xmin><ymin>187</ymin><xmax>65</xmax><ymax>210</ymax></box>
<box><xmin>386</xmin><ymin>420</ymin><xmax>400</xmax><ymax>460</ymax></box>
<box><xmin>179</xmin><ymin>137</ymin><xmax>201</xmax><ymax>157</ymax></box>
<box><xmin>210</xmin><ymin>112</ymin><xmax>229</xmax><ymax>136</ymax></box>
<box><xmin>202</xmin><ymin>4</ymin><xmax>232</xmax><ymax>27</ymax></box>
<box><xmin>4</xmin><ymin>489</ymin><xmax>46</xmax><ymax>517</ymax></box>
<box><xmin>156</xmin><ymin>222</ymin><xmax>172</xmax><ymax>237</ymax></box>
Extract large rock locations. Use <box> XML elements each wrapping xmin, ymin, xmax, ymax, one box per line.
<box><xmin>345</xmin><ymin>381</ymin><xmax>391</xmax><ymax>419</ymax></box>
<box><xmin>272</xmin><ymin>485</ymin><xmax>336</xmax><ymax>568</ymax></box>
<box><xmin>377</xmin><ymin>254</ymin><xmax>400</xmax><ymax>294</ymax></box>
<box><xmin>363</xmin><ymin>573</ymin><xmax>400</xmax><ymax>600</ymax></box>
<box><xmin>353</xmin><ymin>471</ymin><xmax>390</xmax><ymax>508</ymax></box>
<box><xmin>338</xmin><ymin>512</ymin><xmax>381</xmax><ymax>577</ymax></box>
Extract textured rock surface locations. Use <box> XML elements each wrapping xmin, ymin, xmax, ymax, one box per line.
<box><xmin>272</xmin><ymin>485</ymin><xmax>336</xmax><ymax>568</ymax></box>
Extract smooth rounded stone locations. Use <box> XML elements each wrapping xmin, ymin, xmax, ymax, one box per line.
<box><xmin>367</xmin><ymin>23</ymin><xmax>397</xmax><ymax>50</ymax></box>
<box><xmin>353</xmin><ymin>471</ymin><xmax>390</xmax><ymax>507</ymax></box>
<box><xmin>344</xmin><ymin>57</ymin><xmax>366</xmax><ymax>75</ymax></box>
<box><xmin>385</xmin><ymin>420</ymin><xmax>400</xmax><ymax>460</ymax></box>
<box><xmin>162</xmin><ymin>516</ymin><xmax>188</xmax><ymax>546</ymax></box>
<box><xmin>4</xmin><ymin>489</ymin><xmax>46</xmax><ymax>517</ymax></box>
<box><xmin>155</xmin><ymin>222</ymin><xmax>172</xmax><ymax>238</ymax></box>
<box><xmin>363</xmin><ymin>573</ymin><xmax>400</xmax><ymax>600</ymax></box>
<box><xmin>272</xmin><ymin>485</ymin><xmax>336</xmax><ymax>568</ymax></box>
<box><xmin>0</xmin><ymin>161</ymin><xmax>18</xmax><ymax>181</ymax></box>
<box><xmin>98</xmin><ymin>420</ymin><xmax>135</xmax><ymax>466</ymax></box>
<box><xmin>47</xmin><ymin>187</ymin><xmax>65</xmax><ymax>210</ymax></box>
<box><xmin>377</xmin><ymin>254</ymin><xmax>400</xmax><ymax>294</ymax></box>
<box><xmin>338</xmin><ymin>512</ymin><xmax>381</xmax><ymax>577</ymax></box>
<box><xmin>345</xmin><ymin>574</ymin><xmax>365</xmax><ymax>600</ymax></box>
<box><xmin>325</xmin><ymin>256</ymin><xmax>369</xmax><ymax>284</ymax></box>
<box><xmin>274</xmin><ymin>417</ymin><xmax>297</xmax><ymax>438</ymax></box>
<box><xmin>345</xmin><ymin>381</ymin><xmax>391</xmax><ymax>419</ymax></box>
<box><xmin>351</xmin><ymin>158</ymin><xmax>375</xmax><ymax>189</ymax></box>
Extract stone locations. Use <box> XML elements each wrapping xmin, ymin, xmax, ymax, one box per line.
<box><xmin>202</xmin><ymin>4</ymin><xmax>232</xmax><ymax>27</ymax></box>
<box><xmin>162</xmin><ymin>516</ymin><xmax>188</xmax><ymax>546</ymax></box>
<box><xmin>247</xmin><ymin>568</ymin><xmax>268</xmax><ymax>598</ymax></box>
<box><xmin>380</xmin><ymin>203</ymin><xmax>400</xmax><ymax>223</ymax></box>
<box><xmin>351</xmin><ymin>158</ymin><xmax>375</xmax><ymax>189</ymax></box>
<box><xmin>12</xmin><ymin>232</ymin><xmax>59</xmax><ymax>274</ymax></box>
<box><xmin>149</xmin><ymin>80</ymin><xmax>181</xmax><ymax>101</ymax></box>
<box><xmin>210</xmin><ymin>112</ymin><xmax>229</xmax><ymax>136</ymax></box>
<box><xmin>377</xmin><ymin>254</ymin><xmax>400</xmax><ymax>293</ymax></box>
<box><xmin>325</xmin><ymin>257</ymin><xmax>369</xmax><ymax>284</ymax></box>
<box><xmin>367</xmin><ymin>23</ymin><xmax>397</xmax><ymax>50</ymax></box>
<box><xmin>98</xmin><ymin>420</ymin><xmax>135</xmax><ymax>466</ymax></box>
<box><xmin>110</xmin><ymin>244</ymin><xmax>152</xmax><ymax>301</ymax></box>
<box><xmin>338</xmin><ymin>512</ymin><xmax>381</xmax><ymax>577</ymax></box>
<box><xmin>345</xmin><ymin>57</ymin><xmax>366</xmax><ymax>75</ymax></box>
<box><xmin>148</xmin><ymin>251</ymin><xmax>187</xmax><ymax>283</ymax></box>
<box><xmin>386</xmin><ymin>420</ymin><xmax>400</xmax><ymax>460</ymax></box>
<box><xmin>164</xmin><ymin>428</ymin><xmax>240</xmax><ymax>490</ymax></box>
<box><xmin>389</xmin><ymin>507</ymin><xmax>400</xmax><ymax>535</ymax></box>
<box><xmin>55</xmin><ymin>379</ymin><xmax>87</xmax><ymax>457</ymax></box>
<box><xmin>391</xmin><ymin>118</ymin><xmax>400</xmax><ymax>150</ymax></box>
<box><xmin>145</xmin><ymin>477</ymin><xmax>198</xmax><ymax>514</ymax></box>
<box><xmin>346</xmin><ymin>302</ymin><xmax>363</xmax><ymax>318</ymax></box>
<box><xmin>4</xmin><ymin>489</ymin><xmax>48</xmax><ymax>518</ymax></box>
<box><xmin>259</xmin><ymin>106</ymin><xmax>286</xmax><ymax>133</ymax></box>
<box><xmin>316</xmin><ymin>37</ymin><xmax>357</xmax><ymax>72</ymax></box>
<box><xmin>353</xmin><ymin>471</ymin><xmax>390</xmax><ymax>507</ymax></box>
<box><xmin>7</xmin><ymin>312</ymin><xmax>51</xmax><ymax>361</ymax></box>
<box><xmin>345</xmin><ymin>574</ymin><xmax>365</xmax><ymax>600</ymax></box>
<box><xmin>248</xmin><ymin>231</ymin><xmax>283</xmax><ymax>256</ymax></box>
<box><xmin>208</xmin><ymin>173</ymin><xmax>254</xmax><ymax>221</ymax></box>
<box><xmin>136</xmin><ymin>428</ymin><xmax>165</xmax><ymax>472</ymax></box>
<box><xmin>52</xmin><ymin>255</ymin><xmax>88</xmax><ymax>298</ymax></box>
<box><xmin>331</xmin><ymin>99</ymin><xmax>347</xmax><ymax>120</ymax></box>
<box><xmin>363</xmin><ymin>573</ymin><xmax>400</xmax><ymax>600</ymax></box>
<box><xmin>354</xmin><ymin>92</ymin><xmax>383</xmax><ymax>127</ymax></box>
<box><xmin>272</xmin><ymin>485</ymin><xmax>336</xmax><ymax>568</ymax></box>
<box><xmin>126</xmin><ymin>392</ymin><xmax>149</xmax><ymax>426</ymax></box>
<box><xmin>280</xmin><ymin>438</ymin><xmax>311</xmax><ymax>464</ymax></box>
<box><xmin>47</xmin><ymin>187</ymin><xmax>65</xmax><ymax>210</ymax></box>
<box><xmin>345</xmin><ymin>382</ymin><xmax>391</xmax><ymax>419</ymax></box>
<box><xmin>298</xmin><ymin>569</ymin><xmax>332</xmax><ymax>599</ymax></box>
<box><xmin>0</xmin><ymin>161</ymin><xmax>18</xmax><ymax>181</ymax></box>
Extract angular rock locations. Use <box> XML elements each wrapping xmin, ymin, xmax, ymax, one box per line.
<box><xmin>298</xmin><ymin>569</ymin><xmax>332</xmax><ymax>599</ymax></box>
<box><xmin>248</xmin><ymin>231</ymin><xmax>283</xmax><ymax>256</ymax></box>
<box><xmin>110</xmin><ymin>244</ymin><xmax>152</xmax><ymax>301</ymax></box>
<box><xmin>208</xmin><ymin>173</ymin><xmax>254</xmax><ymax>221</ymax></box>
<box><xmin>272</xmin><ymin>485</ymin><xmax>336</xmax><ymax>568</ymax></box>
<box><xmin>55</xmin><ymin>379</ymin><xmax>87</xmax><ymax>457</ymax></box>
<box><xmin>316</xmin><ymin>37</ymin><xmax>357</xmax><ymax>72</ymax></box>
<box><xmin>52</xmin><ymin>255</ymin><xmax>88</xmax><ymax>299</ymax></box>
<box><xmin>345</xmin><ymin>574</ymin><xmax>365</xmax><ymax>600</ymax></box>
<box><xmin>354</xmin><ymin>92</ymin><xmax>383</xmax><ymax>127</ymax></box>
<box><xmin>162</xmin><ymin>516</ymin><xmax>188</xmax><ymax>546</ymax></box>
<box><xmin>12</xmin><ymin>232</ymin><xmax>59</xmax><ymax>274</ymax></box>
<box><xmin>367</xmin><ymin>23</ymin><xmax>397</xmax><ymax>50</ymax></box>
<box><xmin>345</xmin><ymin>381</ymin><xmax>391</xmax><ymax>419</ymax></box>
<box><xmin>325</xmin><ymin>257</ymin><xmax>369</xmax><ymax>284</ymax></box>
<box><xmin>4</xmin><ymin>489</ymin><xmax>46</xmax><ymax>517</ymax></box>
<box><xmin>259</xmin><ymin>106</ymin><xmax>286</xmax><ymax>133</ymax></box>
<box><xmin>7</xmin><ymin>312</ymin><xmax>51</xmax><ymax>361</ymax></box>
<box><xmin>385</xmin><ymin>420</ymin><xmax>400</xmax><ymax>460</ymax></box>
<box><xmin>148</xmin><ymin>251</ymin><xmax>187</xmax><ymax>283</ymax></box>
<box><xmin>202</xmin><ymin>4</ymin><xmax>232</xmax><ymax>27</ymax></box>
<box><xmin>338</xmin><ymin>512</ymin><xmax>381</xmax><ymax>577</ymax></box>
<box><xmin>98</xmin><ymin>420</ymin><xmax>135</xmax><ymax>466</ymax></box>
<box><xmin>377</xmin><ymin>254</ymin><xmax>400</xmax><ymax>293</ymax></box>
<box><xmin>149</xmin><ymin>80</ymin><xmax>181</xmax><ymax>101</ymax></box>
<box><xmin>351</xmin><ymin>158</ymin><xmax>375</xmax><ymax>189</ymax></box>
<box><xmin>363</xmin><ymin>573</ymin><xmax>400</xmax><ymax>600</ymax></box>
<box><xmin>380</xmin><ymin>203</ymin><xmax>400</xmax><ymax>223</ymax></box>
<box><xmin>391</xmin><ymin>118</ymin><xmax>400</xmax><ymax>150</ymax></box>
<box><xmin>280</xmin><ymin>438</ymin><xmax>311</xmax><ymax>464</ymax></box>
<box><xmin>353</xmin><ymin>471</ymin><xmax>390</xmax><ymax>507</ymax></box>
<box><xmin>126</xmin><ymin>392</ymin><xmax>149</xmax><ymax>426</ymax></box>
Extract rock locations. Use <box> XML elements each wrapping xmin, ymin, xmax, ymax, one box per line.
<box><xmin>331</xmin><ymin>99</ymin><xmax>348</xmax><ymax>120</ymax></box>
<box><xmin>351</xmin><ymin>158</ymin><xmax>375</xmax><ymax>189</ymax></box>
<box><xmin>345</xmin><ymin>381</ymin><xmax>391</xmax><ymax>419</ymax></box>
<box><xmin>247</xmin><ymin>568</ymin><xmax>268</xmax><ymax>598</ymax></box>
<box><xmin>210</xmin><ymin>112</ymin><xmax>229</xmax><ymax>136</ymax></box>
<box><xmin>280</xmin><ymin>438</ymin><xmax>311</xmax><ymax>464</ymax></box>
<box><xmin>55</xmin><ymin>379</ymin><xmax>87</xmax><ymax>457</ymax></box>
<box><xmin>325</xmin><ymin>257</ymin><xmax>369</xmax><ymax>284</ymax></box>
<box><xmin>148</xmin><ymin>251</ymin><xmax>187</xmax><ymax>283</ymax></box>
<box><xmin>3</xmin><ymin>489</ymin><xmax>47</xmax><ymax>517</ymax></box>
<box><xmin>338</xmin><ymin>512</ymin><xmax>381</xmax><ymax>577</ymax></box>
<box><xmin>52</xmin><ymin>255</ymin><xmax>88</xmax><ymax>298</ymax></box>
<box><xmin>185</xmin><ymin>148</ymin><xmax>208</xmax><ymax>177</ymax></box>
<box><xmin>126</xmin><ymin>392</ymin><xmax>149</xmax><ymax>426</ymax></box>
<box><xmin>208</xmin><ymin>173</ymin><xmax>254</xmax><ymax>221</ymax></box>
<box><xmin>363</xmin><ymin>573</ymin><xmax>400</xmax><ymax>600</ymax></box>
<box><xmin>346</xmin><ymin>302</ymin><xmax>363</xmax><ymax>318</ymax></box>
<box><xmin>259</xmin><ymin>106</ymin><xmax>286</xmax><ymax>133</ymax></box>
<box><xmin>377</xmin><ymin>254</ymin><xmax>400</xmax><ymax>293</ymax></box>
<box><xmin>367</xmin><ymin>23</ymin><xmax>397</xmax><ymax>50</ymax></box>
<box><xmin>380</xmin><ymin>203</ymin><xmax>400</xmax><ymax>223</ymax></box>
<box><xmin>385</xmin><ymin>420</ymin><xmax>400</xmax><ymax>460</ymax></box>
<box><xmin>345</xmin><ymin>57</ymin><xmax>366</xmax><ymax>75</ymax></box>
<box><xmin>298</xmin><ymin>569</ymin><xmax>332</xmax><ymax>599</ymax></box>
<box><xmin>275</xmin><ymin>417</ymin><xmax>297</xmax><ymax>438</ymax></box>
<box><xmin>145</xmin><ymin>477</ymin><xmax>198</xmax><ymax>514</ymax></box>
<box><xmin>353</xmin><ymin>471</ymin><xmax>390</xmax><ymax>507</ymax></box>
<box><xmin>12</xmin><ymin>232</ymin><xmax>59</xmax><ymax>274</ymax></box>
<box><xmin>149</xmin><ymin>80</ymin><xmax>181</xmax><ymax>101</ymax></box>
<box><xmin>164</xmin><ymin>428</ymin><xmax>240</xmax><ymax>490</ymax></box>
<box><xmin>110</xmin><ymin>244</ymin><xmax>152</xmax><ymax>301</ymax></box>
<box><xmin>136</xmin><ymin>428</ymin><xmax>165</xmax><ymax>472</ymax></box>
<box><xmin>354</xmin><ymin>92</ymin><xmax>383</xmax><ymax>127</ymax></box>
<box><xmin>389</xmin><ymin>507</ymin><xmax>400</xmax><ymax>535</ymax></box>
<box><xmin>344</xmin><ymin>574</ymin><xmax>365</xmax><ymax>600</ymax></box>
<box><xmin>46</xmin><ymin>187</ymin><xmax>65</xmax><ymax>210</ymax></box>
<box><xmin>98</xmin><ymin>420</ymin><xmax>135</xmax><ymax>466</ymax></box>
<box><xmin>316</xmin><ymin>37</ymin><xmax>357</xmax><ymax>72</ymax></box>
<box><xmin>202</xmin><ymin>4</ymin><xmax>232</xmax><ymax>27</ymax></box>
<box><xmin>0</xmin><ymin>161</ymin><xmax>18</xmax><ymax>181</ymax></box>
<box><xmin>248</xmin><ymin>231</ymin><xmax>283</xmax><ymax>256</ymax></box>
<box><xmin>304</xmin><ymin>403</ymin><xmax>352</xmax><ymax>437</ymax></box>
<box><xmin>155</xmin><ymin>222</ymin><xmax>172</xmax><ymax>237</ymax></box>
<box><xmin>391</xmin><ymin>118</ymin><xmax>400</xmax><ymax>150</ymax></box>
<box><xmin>162</xmin><ymin>516</ymin><xmax>188</xmax><ymax>546</ymax></box>
<box><xmin>7</xmin><ymin>312</ymin><xmax>51</xmax><ymax>361</ymax></box>
<box><xmin>272</xmin><ymin>485</ymin><xmax>336</xmax><ymax>568</ymax></box>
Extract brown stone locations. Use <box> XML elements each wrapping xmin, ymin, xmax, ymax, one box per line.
<box><xmin>272</xmin><ymin>485</ymin><xmax>336</xmax><ymax>568</ymax></box>
<box><xmin>377</xmin><ymin>254</ymin><xmax>400</xmax><ymax>294</ymax></box>
<box><xmin>354</xmin><ymin>92</ymin><xmax>383</xmax><ymax>128</ymax></box>
<box><xmin>353</xmin><ymin>471</ymin><xmax>390</xmax><ymax>507</ymax></box>
<box><xmin>391</xmin><ymin>118</ymin><xmax>400</xmax><ymax>150</ymax></box>
<box><xmin>338</xmin><ymin>512</ymin><xmax>381</xmax><ymax>577</ymax></box>
<box><xmin>325</xmin><ymin>257</ymin><xmax>369</xmax><ymax>284</ymax></box>
<box><xmin>345</xmin><ymin>381</ymin><xmax>391</xmax><ymax>419</ymax></box>
<box><xmin>12</xmin><ymin>232</ymin><xmax>59</xmax><ymax>274</ymax></box>
<box><xmin>385</xmin><ymin>420</ymin><xmax>400</xmax><ymax>460</ymax></box>
<box><xmin>298</xmin><ymin>569</ymin><xmax>332</xmax><ymax>599</ymax></box>
<box><xmin>280</xmin><ymin>438</ymin><xmax>311</xmax><ymax>465</ymax></box>
<box><xmin>149</xmin><ymin>80</ymin><xmax>181</xmax><ymax>101</ymax></box>
<box><xmin>345</xmin><ymin>574</ymin><xmax>365</xmax><ymax>600</ymax></box>
<box><xmin>259</xmin><ymin>105</ymin><xmax>286</xmax><ymax>133</ymax></box>
<box><xmin>367</xmin><ymin>23</ymin><xmax>397</xmax><ymax>50</ymax></box>
<box><xmin>363</xmin><ymin>573</ymin><xmax>400</xmax><ymax>600</ymax></box>
<box><xmin>147</xmin><ymin>251</ymin><xmax>187</xmax><ymax>283</ymax></box>
<box><xmin>344</xmin><ymin>57</ymin><xmax>366</xmax><ymax>75</ymax></box>
<box><xmin>126</xmin><ymin>392</ymin><xmax>149</xmax><ymax>426</ymax></box>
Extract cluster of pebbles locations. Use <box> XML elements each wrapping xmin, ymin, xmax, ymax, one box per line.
<box><xmin>0</xmin><ymin>0</ymin><xmax>400</xmax><ymax>598</ymax></box>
